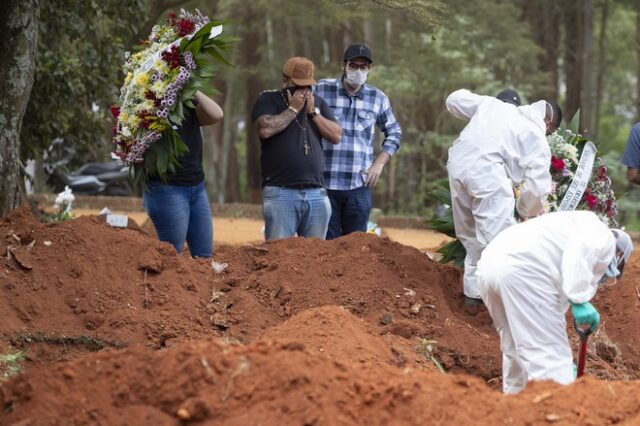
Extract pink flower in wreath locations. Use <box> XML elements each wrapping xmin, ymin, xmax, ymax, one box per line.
<box><xmin>551</xmin><ymin>156</ymin><xmax>565</xmax><ymax>172</ymax></box>
<box><xmin>597</xmin><ymin>165</ymin><xmax>608</xmax><ymax>181</ymax></box>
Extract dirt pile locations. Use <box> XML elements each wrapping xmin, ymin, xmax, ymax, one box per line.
<box><xmin>0</xmin><ymin>206</ymin><xmax>221</xmax><ymax>362</ymax></box>
<box><xmin>0</xmin><ymin>205</ymin><xmax>501</xmax><ymax>378</ymax></box>
<box><xmin>2</xmin><ymin>204</ymin><xmax>640</xmax><ymax>424</ymax></box>
<box><xmin>2</xmin><ymin>306</ymin><xmax>640</xmax><ymax>426</ymax></box>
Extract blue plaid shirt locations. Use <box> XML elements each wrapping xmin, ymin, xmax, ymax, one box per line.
<box><xmin>315</xmin><ymin>77</ymin><xmax>402</xmax><ymax>190</ymax></box>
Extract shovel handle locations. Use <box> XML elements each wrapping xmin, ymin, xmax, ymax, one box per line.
<box><xmin>573</xmin><ymin>320</ymin><xmax>592</xmax><ymax>378</ymax></box>
<box><xmin>573</xmin><ymin>319</ymin><xmax>593</xmax><ymax>341</ymax></box>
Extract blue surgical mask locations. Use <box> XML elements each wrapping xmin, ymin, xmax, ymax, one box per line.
<box><xmin>598</xmin><ymin>258</ymin><xmax>620</xmax><ymax>285</ymax></box>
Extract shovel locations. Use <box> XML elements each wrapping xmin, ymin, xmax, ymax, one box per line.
<box><xmin>574</xmin><ymin>320</ymin><xmax>593</xmax><ymax>378</ymax></box>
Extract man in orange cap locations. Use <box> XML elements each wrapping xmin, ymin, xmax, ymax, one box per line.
<box><xmin>252</xmin><ymin>57</ymin><xmax>342</xmax><ymax>240</ymax></box>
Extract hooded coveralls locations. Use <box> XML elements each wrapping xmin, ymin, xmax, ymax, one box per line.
<box><xmin>446</xmin><ymin>89</ymin><xmax>552</xmax><ymax>299</ymax></box>
<box><xmin>477</xmin><ymin>211</ymin><xmax>616</xmax><ymax>394</ymax></box>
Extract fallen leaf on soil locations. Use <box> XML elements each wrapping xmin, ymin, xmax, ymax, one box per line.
<box><xmin>403</xmin><ymin>288</ymin><xmax>416</xmax><ymax>297</ymax></box>
<box><xmin>532</xmin><ymin>391</ymin><xmax>553</xmax><ymax>403</ymax></box>
<box><xmin>8</xmin><ymin>247</ymin><xmax>33</xmax><ymax>270</ymax></box>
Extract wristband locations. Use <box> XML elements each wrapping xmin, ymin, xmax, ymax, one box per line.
<box><xmin>288</xmin><ymin>106</ymin><xmax>299</xmax><ymax>115</ymax></box>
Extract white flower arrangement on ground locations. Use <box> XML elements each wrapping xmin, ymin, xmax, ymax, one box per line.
<box><xmin>48</xmin><ymin>186</ymin><xmax>75</xmax><ymax>222</ymax></box>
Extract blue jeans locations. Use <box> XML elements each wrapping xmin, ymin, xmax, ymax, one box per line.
<box><xmin>262</xmin><ymin>186</ymin><xmax>331</xmax><ymax>240</ymax></box>
<box><xmin>326</xmin><ymin>186</ymin><xmax>372</xmax><ymax>240</ymax></box>
<box><xmin>143</xmin><ymin>181</ymin><xmax>213</xmax><ymax>257</ymax></box>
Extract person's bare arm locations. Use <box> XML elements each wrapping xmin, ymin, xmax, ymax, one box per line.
<box><xmin>255</xmin><ymin>88</ymin><xmax>307</xmax><ymax>140</ymax></box>
<box><xmin>365</xmin><ymin>152</ymin><xmax>391</xmax><ymax>187</ymax></box>
<box><xmin>627</xmin><ymin>167</ymin><xmax>640</xmax><ymax>185</ymax></box>
<box><xmin>255</xmin><ymin>109</ymin><xmax>297</xmax><ymax>139</ymax></box>
<box><xmin>194</xmin><ymin>91</ymin><xmax>223</xmax><ymax>126</ymax></box>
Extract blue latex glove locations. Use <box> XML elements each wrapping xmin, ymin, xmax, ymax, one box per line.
<box><xmin>571</xmin><ymin>302</ymin><xmax>600</xmax><ymax>332</ymax></box>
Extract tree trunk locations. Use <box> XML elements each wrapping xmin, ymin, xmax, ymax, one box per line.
<box><xmin>225</xmin><ymin>124</ymin><xmax>241</xmax><ymax>202</ymax></box>
<box><xmin>580</xmin><ymin>0</ymin><xmax>594</xmax><ymax>136</ymax></box>
<box><xmin>363</xmin><ymin>16</ymin><xmax>374</xmax><ymax>47</ymax></box>
<box><xmin>240</xmin><ymin>6</ymin><xmax>264</xmax><ymax>203</ymax></box>
<box><xmin>636</xmin><ymin>0</ymin><xmax>640</xmax><ymax>121</ymax></box>
<box><xmin>218</xmin><ymin>63</ymin><xmax>239</xmax><ymax>203</ymax></box>
<box><xmin>563</xmin><ymin>1</ymin><xmax>583</xmax><ymax>125</ymax></box>
<box><xmin>522</xmin><ymin>0</ymin><xmax>560</xmax><ymax>101</ymax></box>
<box><xmin>594</xmin><ymin>0</ymin><xmax>609</xmax><ymax>139</ymax></box>
<box><xmin>0</xmin><ymin>0</ymin><xmax>39</xmax><ymax>217</ymax></box>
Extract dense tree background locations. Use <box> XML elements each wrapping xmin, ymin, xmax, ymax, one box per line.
<box><xmin>5</xmin><ymin>0</ymin><xmax>640</xmax><ymax>227</ymax></box>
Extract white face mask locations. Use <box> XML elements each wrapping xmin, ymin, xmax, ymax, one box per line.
<box><xmin>345</xmin><ymin>68</ymin><xmax>368</xmax><ymax>87</ymax></box>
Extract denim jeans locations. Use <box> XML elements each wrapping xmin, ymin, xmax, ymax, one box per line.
<box><xmin>262</xmin><ymin>186</ymin><xmax>331</xmax><ymax>240</ymax></box>
<box><xmin>143</xmin><ymin>180</ymin><xmax>213</xmax><ymax>257</ymax></box>
<box><xmin>326</xmin><ymin>186</ymin><xmax>372</xmax><ymax>240</ymax></box>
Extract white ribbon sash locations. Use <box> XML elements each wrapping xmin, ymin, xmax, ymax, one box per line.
<box><xmin>558</xmin><ymin>140</ymin><xmax>596</xmax><ymax>211</ymax></box>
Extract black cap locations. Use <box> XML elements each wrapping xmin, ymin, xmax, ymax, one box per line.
<box><xmin>344</xmin><ymin>44</ymin><xmax>373</xmax><ymax>63</ymax></box>
<box><xmin>496</xmin><ymin>89</ymin><xmax>521</xmax><ymax>106</ymax></box>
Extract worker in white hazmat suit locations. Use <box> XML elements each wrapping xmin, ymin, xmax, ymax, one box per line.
<box><xmin>445</xmin><ymin>88</ymin><xmax>562</xmax><ymax>307</ymax></box>
<box><xmin>477</xmin><ymin>211</ymin><xmax>633</xmax><ymax>394</ymax></box>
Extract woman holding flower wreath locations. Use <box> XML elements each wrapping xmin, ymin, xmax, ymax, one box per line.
<box><xmin>112</xmin><ymin>9</ymin><xmax>233</xmax><ymax>258</ymax></box>
<box><xmin>143</xmin><ymin>91</ymin><xmax>223</xmax><ymax>258</ymax></box>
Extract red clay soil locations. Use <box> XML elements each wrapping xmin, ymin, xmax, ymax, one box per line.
<box><xmin>1</xmin><ymin>205</ymin><xmax>640</xmax><ymax>424</ymax></box>
<box><xmin>0</xmin><ymin>205</ymin><xmax>500</xmax><ymax>378</ymax></box>
<box><xmin>2</xmin><ymin>307</ymin><xmax>640</xmax><ymax>426</ymax></box>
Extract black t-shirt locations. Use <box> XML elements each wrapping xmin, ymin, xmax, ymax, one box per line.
<box><xmin>251</xmin><ymin>89</ymin><xmax>338</xmax><ymax>188</ymax></box>
<box><xmin>156</xmin><ymin>108</ymin><xmax>204</xmax><ymax>186</ymax></box>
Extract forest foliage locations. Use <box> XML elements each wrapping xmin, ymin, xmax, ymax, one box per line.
<box><xmin>17</xmin><ymin>0</ymin><xmax>640</xmax><ymax>226</ymax></box>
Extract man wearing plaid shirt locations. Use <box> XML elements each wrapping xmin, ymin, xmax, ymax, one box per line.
<box><xmin>316</xmin><ymin>44</ymin><xmax>402</xmax><ymax>239</ymax></box>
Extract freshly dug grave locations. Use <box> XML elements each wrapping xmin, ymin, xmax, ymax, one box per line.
<box><xmin>2</xmin><ymin>306</ymin><xmax>640</xmax><ymax>426</ymax></box>
<box><xmin>1</xmin><ymin>204</ymin><xmax>639</xmax><ymax>386</ymax></box>
<box><xmin>0</xmin><ymin>205</ymin><xmax>222</xmax><ymax>364</ymax></box>
<box><xmin>0</xmin><ymin>206</ymin><xmax>499</xmax><ymax>379</ymax></box>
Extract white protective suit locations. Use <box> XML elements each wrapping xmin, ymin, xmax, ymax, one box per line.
<box><xmin>446</xmin><ymin>89</ymin><xmax>552</xmax><ymax>299</ymax></box>
<box><xmin>477</xmin><ymin>211</ymin><xmax>616</xmax><ymax>394</ymax></box>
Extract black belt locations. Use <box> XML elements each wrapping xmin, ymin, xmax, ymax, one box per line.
<box><xmin>283</xmin><ymin>184</ymin><xmax>321</xmax><ymax>190</ymax></box>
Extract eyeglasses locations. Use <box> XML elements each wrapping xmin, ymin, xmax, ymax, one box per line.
<box><xmin>347</xmin><ymin>62</ymin><xmax>370</xmax><ymax>71</ymax></box>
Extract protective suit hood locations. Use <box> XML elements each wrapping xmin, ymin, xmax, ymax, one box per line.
<box><xmin>611</xmin><ymin>229</ymin><xmax>633</xmax><ymax>275</ymax></box>
<box><xmin>517</xmin><ymin>100</ymin><xmax>547</xmax><ymax>133</ymax></box>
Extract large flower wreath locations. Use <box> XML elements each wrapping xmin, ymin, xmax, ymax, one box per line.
<box><xmin>111</xmin><ymin>9</ymin><xmax>233</xmax><ymax>184</ymax></box>
<box><xmin>430</xmin><ymin>129</ymin><xmax>619</xmax><ymax>267</ymax></box>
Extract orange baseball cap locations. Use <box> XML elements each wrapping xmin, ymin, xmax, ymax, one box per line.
<box><xmin>282</xmin><ymin>57</ymin><xmax>316</xmax><ymax>86</ymax></box>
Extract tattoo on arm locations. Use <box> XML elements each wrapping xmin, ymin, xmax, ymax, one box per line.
<box><xmin>256</xmin><ymin>110</ymin><xmax>296</xmax><ymax>139</ymax></box>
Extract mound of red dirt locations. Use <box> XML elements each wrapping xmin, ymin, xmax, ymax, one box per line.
<box><xmin>2</xmin><ymin>306</ymin><xmax>640</xmax><ymax>426</ymax></box>
<box><xmin>210</xmin><ymin>234</ymin><xmax>501</xmax><ymax>380</ymax></box>
<box><xmin>0</xmin><ymin>205</ymin><xmax>501</xmax><ymax>379</ymax></box>
<box><xmin>1</xmin><ymin>203</ymin><xmax>640</xmax><ymax>393</ymax></box>
<box><xmin>0</xmin><ymin>205</ymin><xmax>220</xmax><ymax>362</ymax></box>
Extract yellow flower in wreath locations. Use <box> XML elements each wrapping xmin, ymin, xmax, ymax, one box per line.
<box><xmin>135</xmin><ymin>72</ymin><xmax>150</xmax><ymax>87</ymax></box>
